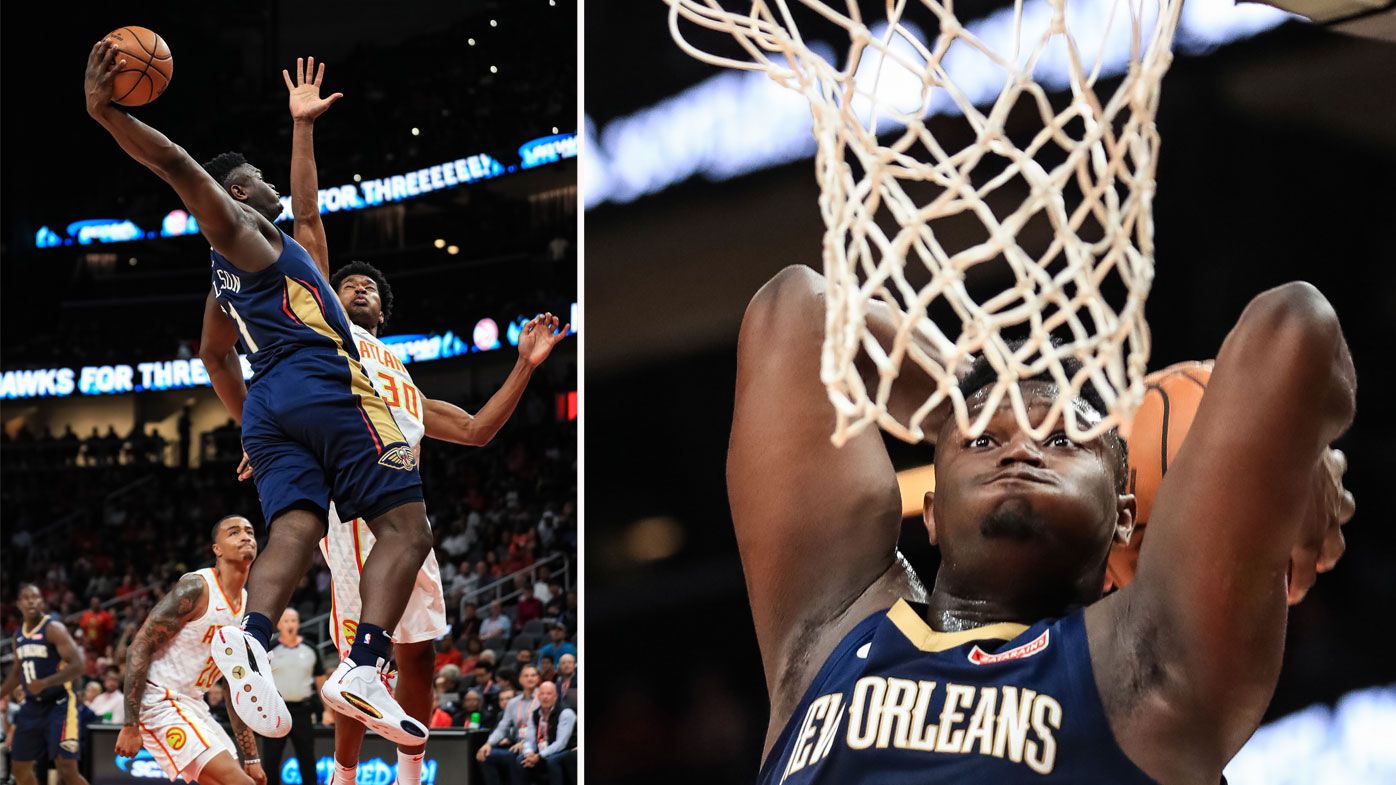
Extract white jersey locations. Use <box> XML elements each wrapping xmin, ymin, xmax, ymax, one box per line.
<box><xmin>146</xmin><ymin>569</ymin><xmax>244</xmax><ymax>700</ymax></box>
<box><xmin>351</xmin><ymin>323</ymin><xmax>425</xmax><ymax>448</ymax></box>
<box><xmin>321</xmin><ymin>326</ymin><xmax>445</xmax><ymax>651</ymax></box>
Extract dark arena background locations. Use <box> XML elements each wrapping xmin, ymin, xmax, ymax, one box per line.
<box><xmin>584</xmin><ymin>2</ymin><xmax>1395</xmax><ymax>784</ymax></box>
<box><xmin>1</xmin><ymin>2</ymin><xmax>576</xmax><ymax>784</ymax></box>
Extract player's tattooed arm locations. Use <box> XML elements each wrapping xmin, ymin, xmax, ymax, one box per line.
<box><xmin>122</xmin><ymin>575</ymin><xmax>209</xmax><ymax>724</ymax></box>
<box><xmin>223</xmin><ymin>678</ymin><xmax>259</xmax><ymax>758</ymax></box>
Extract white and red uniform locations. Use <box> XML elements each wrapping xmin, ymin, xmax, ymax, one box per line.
<box><xmin>139</xmin><ymin>568</ymin><xmax>244</xmax><ymax>781</ymax></box>
<box><xmin>321</xmin><ymin>323</ymin><xmax>447</xmax><ymax>656</ymax></box>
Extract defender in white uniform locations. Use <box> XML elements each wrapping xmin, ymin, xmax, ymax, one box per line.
<box><xmin>321</xmin><ymin>261</ymin><xmax>569</xmax><ymax>785</ymax></box>
<box><xmin>115</xmin><ymin>517</ymin><xmax>265</xmax><ymax>785</ymax></box>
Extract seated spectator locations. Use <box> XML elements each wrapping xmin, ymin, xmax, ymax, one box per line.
<box><xmin>429</xmin><ymin>691</ymin><xmax>454</xmax><ymax>728</ymax></box>
<box><xmin>468</xmin><ymin>662</ymin><xmax>500</xmax><ymax>707</ymax></box>
<box><xmin>515</xmin><ymin>649</ymin><xmax>534</xmax><ymax>669</ymax></box>
<box><xmin>488</xmin><ymin>687</ymin><xmax>513</xmax><ymax>733</ymax></box>
<box><xmin>515</xmin><ymin>587</ymin><xmax>544</xmax><ymax>630</ymax></box>
<box><xmin>480</xmin><ymin>601</ymin><xmax>511</xmax><ymax>642</ymax></box>
<box><xmin>521</xmin><ymin>681</ymin><xmax>576</xmax><ymax>785</ymax></box>
<box><xmin>458</xmin><ymin>602</ymin><xmax>482</xmax><ymax>641</ymax></box>
<box><xmin>435</xmin><ymin>635</ymin><xmax>464</xmax><ymax>672</ymax></box>
<box><xmin>496</xmin><ymin>667</ymin><xmax>520</xmax><ymax>694</ymax></box>
<box><xmin>79</xmin><ymin>597</ymin><xmax>116</xmax><ymax>657</ymax></box>
<box><xmin>88</xmin><ymin>670</ymin><xmax>125</xmax><ymax>724</ymax></box>
<box><xmin>537</xmin><ymin>655</ymin><xmax>557</xmax><ymax>685</ymax></box>
<box><xmin>532</xmin><ymin>566</ymin><xmax>554</xmax><ymax>605</ymax></box>
<box><xmin>461</xmin><ymin>690</ymin><xmax>486</xmax><ymax>730</ymax></box>
<box><xmin>205</xmin><ymin>682</ymin><xmax>231</xmax><ymax>725</ymax></box>
<box><xmin>555</xmin><ymin>654</ymin><xmax>577</xmax><ymax>708</ymax></box>
<box><xmin>476</xmin><ymin>667</ymin><xmax>539</xmax><ymax>785</ymax></box>
<box><xmin>460</xmin><ymin>635</ymin><xmax>485</xmax><ymax>673</ymax></box>
<box><xmin>82</xmin><ymin>681</ymin><xmax>103</xmax><ymax>710</ymax></box>
<box><xmin>536</xmin><ymin>623</ymin><xmax>576</xmax><ymax>665</ymax></box>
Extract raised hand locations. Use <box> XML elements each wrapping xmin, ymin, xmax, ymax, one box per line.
<box><xmin>282</xmin><ymin>56</ymin><xmax>343</xmax><ymax>122</ymax></box>
<box><xmin>85</xmin><ymin>39</ymin><xmax>124</xmax><ymax>116</ymax></box>
<box><xmin>517</xmin><ymin>312</ymin><xmax>570</xmax><ymax>368</ymax></box>
<box><xmin>1287</xmin><ymin>447</ymin><xmax>1355</xmax><ymax>605</ymax></box>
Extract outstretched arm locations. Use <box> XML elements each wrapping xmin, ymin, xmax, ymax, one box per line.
<box><xmin>424</xmin><ymin>313</ymin><xmax>569</xmax><ymax>447</ymax></box>
<box><xmin>1091</xmin><ymin>282</ymin><xmax>1356</xmax><ymax>782</ymax></box>
<box><xmin>199</xmin><ymin>291</ymin><xmax>248</xmax><ymax>425</ymax></box>
<box><xmin>84</xmin><ymin>40</ymin><xmax>277</xmax><ymax>272</ymax></box>
<box><xmin>283</xmin><ymin>56</ymin><xmax>343</xmax><ymax>279</ymax></box>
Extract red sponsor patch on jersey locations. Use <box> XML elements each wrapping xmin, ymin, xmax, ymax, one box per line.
<box><xmin>967</xmin><ymin>629</ymin><xmax>1050</xmax><ymax>665</ymax></box>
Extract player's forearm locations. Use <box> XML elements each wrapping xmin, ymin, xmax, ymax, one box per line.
<box><xmin>88</xmin><ymin>105</ymin><xmax>189</xmax><ymax>179</ymax></box>
<box><xmin>52</xmin><ymin>660</ymin><xmax>84</xmax><ymax>689</ymax></box>
<box><xmin>418</xmin><ymin>356</ymin><xmax>533</xmax><ymax>446</ymax></box>
<box><xmin>290</xmin><ymin>119</ymin><xmax>323</xmax><ymax>226</ymax></box>
<box><xmin>0</xmin><ymin>667</ymin><xmax>18</xmax><ymax>698</ymax></box>
<box><xmin>121</xmin><ymin>642</ymin><xmax>154</xmax><ymax>723</ymax></box>
<box><xmin>203</xmin><ymin>349</ymin><xmax>248</xmax><ymax>425</ymax></box>
<box><xmin>441</xmin><ymin>358</ymin><xmax>536</xmax><ymax>446</ymax></box>
<box><xmin>225</xmin><ymin>693</ymin><xmax>258</xmax><ymax>759</ymax></box>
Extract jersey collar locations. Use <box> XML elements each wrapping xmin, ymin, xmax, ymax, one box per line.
<box><xmin>886</xmin><ymin>599</ymin><xmax>1029</xmax><ymax>652</ymax></box>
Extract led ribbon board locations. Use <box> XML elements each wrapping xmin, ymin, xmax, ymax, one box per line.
<box><xmin>33</xmin><ymin>132</ymin><xmax>577</xmax><ymax>248</ymax></box>
<box><xmin>0</xmin><ymin>306</ymin><xmax>576</xmax><ymax>400</ymax></box>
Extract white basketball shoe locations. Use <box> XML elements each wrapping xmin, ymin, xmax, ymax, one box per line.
<box><xmin>210</xmin><ymin>626</ymin><xmax>292</xmax><ymax>737</ymax></box>
<box><xmin>321</xmin><ymin>656</ymin><xmax>429</xmax><ymax>746</ymax></box>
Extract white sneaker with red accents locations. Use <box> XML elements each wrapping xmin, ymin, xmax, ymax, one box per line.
<box><xmin>320</xmin><ymin>657</ymin><xmax>429</xmax><ymax>746</ymax></box>
<box><xmin>210</xmin><ymin>627</ymin><xmax>291</xmax><ymax>737</ymax></box>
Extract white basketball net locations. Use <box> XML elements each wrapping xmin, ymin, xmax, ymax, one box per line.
<box><xmin>667</xmin><ymin>0</ymin><xmax>1184</xmax><ymax>444</ymax></box>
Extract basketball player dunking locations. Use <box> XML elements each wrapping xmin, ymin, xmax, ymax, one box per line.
<box><xmin>731</xmin><ymin>266</ymin><xmax>1355</xmax><ymax>783</ymax></box>
<box><xmin>114</xmin><ymin>517</ymin><xmax>263</xmax><ymax>785</ymax></box>
<box><xmin>0</xmin><ymin>585</ymin><xmax>90</xmax><ymax>785</ymax></box>
<box><xmin>84</xmin><ymin>40</ymin><xmax>431</xmax><ymax>746</ymax></box>
<box><xmin>228</xmin><ymin>58</ymin><xmax>567</xmax><ymax>785</ymax></box>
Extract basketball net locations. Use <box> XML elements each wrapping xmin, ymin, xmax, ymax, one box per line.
<box><xmin>667</xmin><ymin>0</ymin><xmax>1184</xmax><ymax>444</ymax></box>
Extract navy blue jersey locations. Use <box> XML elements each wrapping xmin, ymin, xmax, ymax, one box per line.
<box><xmin>210</xmin><ymin>229</ymin><xmax>358</xmax><ymax>382</ymax></box>
<box><xmin>14</xmin><ymin>615</ymin><xmax>67</xmax><ymax>702</ymax></box>
<box><xmin>758</xmin><ymin>600</ymin><xmax>1155</xmax><ymax>784</ymax></box>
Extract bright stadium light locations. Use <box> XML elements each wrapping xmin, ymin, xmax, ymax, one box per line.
<box><xmin>584</xmin><ymin>0</ymin><xmax>1295</xmax><ymax>209</ymax></box>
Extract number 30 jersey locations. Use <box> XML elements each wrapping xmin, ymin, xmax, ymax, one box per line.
<box><xmin>350</xmin><ymin>323</ymin><xmax>424</xmax><ymax>448</ymax></box>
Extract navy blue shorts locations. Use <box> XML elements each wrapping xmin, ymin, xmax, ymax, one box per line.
<box><xmin>10</xmin><ymin>695</ymin><xmax>84</xmax><ymax>762</ymax></box>
<box><xmin>242</xmin><ymin>353</ymin><xmax>423</xmax><ymax>524</ymax></box>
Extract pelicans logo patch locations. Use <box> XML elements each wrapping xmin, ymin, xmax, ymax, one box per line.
<box><xmin>377</xmin><ymin>445</ymin><xmax>418</xmax><ymax>471</ymax></box>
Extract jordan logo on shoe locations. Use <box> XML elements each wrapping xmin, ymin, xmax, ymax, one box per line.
<box><xmin>343</xmin><ymin>692</ymin><xmax>383</xmax><ymax>719</ymax></box>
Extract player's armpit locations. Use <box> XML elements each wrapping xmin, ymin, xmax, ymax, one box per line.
<box><xmin>122</xmin><ymin>574</ymin><xmax>209</xmax><ymax>722</ymax></box>
<box><xmin>729</xmin><ymin>267</ymin><xmax>908</xmax><ymax>719</ymax></box>
<box><xmin>1090</xmin><ymin>282</ymin><xmax>1356</xmax><ymax>781</ymax></box>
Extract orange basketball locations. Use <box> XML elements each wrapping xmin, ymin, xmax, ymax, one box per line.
<box><xmin>104</xmin><ymin>26</ymin><xmax>173</xmax><ymax>107</ymax></box>
<box><xmin>1105</xmin><ymin>360</ymin><xmax>1212</xmax><ymax>590</ymax></box>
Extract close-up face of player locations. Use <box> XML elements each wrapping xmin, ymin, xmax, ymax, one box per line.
<box><xmin>336</xmin><ymin>273</ymin><xmax>384</xmax><ymax>331</ymax></box>
<box><xmin>212</xmin><ymin>516</ymin><xmax>259</xmax><ymax>563</ymax></box>
<box><xmin>223</xmin><ymin>163</ymin><xmax>283</xmax><ymax>223</ymax></box>
<box><xmin>929</xmin><ymin>380</ymin><xmax>1134</xmax><ymax>607</ymax></box>
<box><xmin>17</xmin><ymin>584</ymin><xmax>44</xmax><ymax>622</ymax></box>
